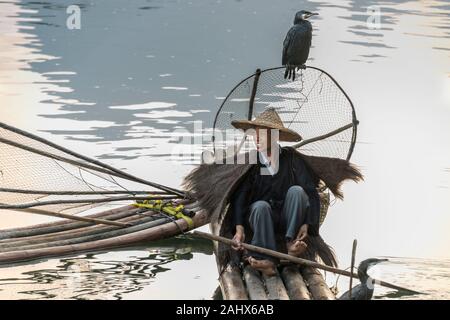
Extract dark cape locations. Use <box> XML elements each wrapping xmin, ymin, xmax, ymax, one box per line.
<box><xmin>182</xmin><ymin>147</ymin><xmax>363</xmax><ymax>269</ymax></box>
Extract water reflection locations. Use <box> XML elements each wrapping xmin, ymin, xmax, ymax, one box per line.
<box><xmin>0</xmin><ymin>0</ymin><xmax>449</xmax><ymax>299</ymax></box>
<box><xmin>373</xmin><ymin>257</ymin><xmax>450</xmax><ymax>300</ymax></box>
<box><xmin>3</xmin><ymin>0</ymin><xmax>447</xmax><ymax>160</ymax></box>
<box><xmin>5</xmin><ymin>0</ymin><xmax>327</xmax><ymax>159</ymax></box>
<box><xmin>326</xmin><ymin>257</ymin><xmax>450</xmax><ymax>300</ymax></box>
<box><xmin>0</xmin><ymin>235</ymin><xmax>214</xmax><ymax>300</ymax></box>
<box><xmin>336</xmin><ymin>0</ymin><xmax>450</xmax><ymax>63</ymax></box>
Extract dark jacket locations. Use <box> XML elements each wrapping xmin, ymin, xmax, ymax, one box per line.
<box><xmin>230</xmin><ymin>146</ymin><xmax>321</xmax><ymax>236</ymax></box>
<box><xmin>183</xmin><ymin>146</ymin><xmax>362</xmax><ymax>268</ymax></box>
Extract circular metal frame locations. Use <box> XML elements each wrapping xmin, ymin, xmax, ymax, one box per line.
<box><xmin>212</xmin><ymin>66</ymin><xmax>358</xmax><ymax>161</ymax></box>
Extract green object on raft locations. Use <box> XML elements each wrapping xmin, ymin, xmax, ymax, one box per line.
<box><xmin>133</xmin><ymin>199</ymin><xmax>195</xmax><ymax>230</ymax></box>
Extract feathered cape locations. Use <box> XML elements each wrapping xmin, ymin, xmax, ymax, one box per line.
<box><xmin>182</xmin><ymin>147</ymin><xmax>363</xmax><ymax>267</ymax></box>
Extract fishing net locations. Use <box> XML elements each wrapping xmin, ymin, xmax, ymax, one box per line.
<box><xmin>0</xmin><ymin>122</ymin><xmax>181</xmax><ymax>215</ymax></box>
<box><xmin>213</xmin><ymin>67</ymin><xmax>358</xmax><ymax>161</ymax></box>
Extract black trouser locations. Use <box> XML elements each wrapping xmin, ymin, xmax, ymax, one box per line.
<box><xmin>248</xmin><ymin>185</ymin><xmax>310</xmax><ymax>261</ymax></box>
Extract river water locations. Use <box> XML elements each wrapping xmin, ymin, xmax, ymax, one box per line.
<box><xmin>0</xmin><ymin>0</ymin><xmax>449</xmax><ymax>299</ymax></box>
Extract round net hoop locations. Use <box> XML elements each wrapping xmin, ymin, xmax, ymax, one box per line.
<box><xmin>212</xmin><ymin>66</ymin><xmax>358</xmax><ymax>161</ymax></box>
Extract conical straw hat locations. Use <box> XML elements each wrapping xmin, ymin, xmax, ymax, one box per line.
<box><xmin>231</xmin><ymin>107</ymin><xmax>302</xmax><ymax>142</ymax></box>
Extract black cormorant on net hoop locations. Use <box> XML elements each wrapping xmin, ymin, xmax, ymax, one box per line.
<box><xmin>212</xmin><ymin>66</ymin><xmax>359</xmax><ymax>162</ymax></box>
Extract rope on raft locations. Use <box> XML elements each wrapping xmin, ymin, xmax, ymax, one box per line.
<box><xmin>133</xmin><ymin>199</ymin><xmax>196</xmax><ymax>231</ymax></box>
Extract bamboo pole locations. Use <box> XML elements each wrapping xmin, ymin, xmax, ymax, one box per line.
<box><xmin>11</xmin><ymin>208</ymin><xmax>130</xmax><ymax>227</ymax></box>
<box><xmin>349</xmin><ymin>239</ymin><xmax>358</xmax><ymax>298</ymax></box>
<box><xmin>301</xmin><ymin>267</ymin><xmax>335</xmax><ymax>300</ymax></box>
<box><xmin>0</xmin><ymin>212</ymin><xmax>154</xmax><ymax>248</ymax></box>
<box><xmin>263</xmin><ymin>272</ymin><xmax>289</xmax><ymax>300</ymax></box>
<box><xmin>0</xmin><ymin>195</ymin><xmax>179</xmax><ymax>210</ymax></box>
<box><xmin>220</xmin><ymin>264</ymin><xmax>249</xmax><ymax>300</ymax></box>
<box><xmin>292</xmin><ymin>122</ymin><xmax>358</xmax><ymax>149</ymax></box>
<box><xmin>247</xmin><ymin>68</ymin><xmax>261</xmax><ymax>121</ymax></box>
<box><xmin>243</xmin><ymin>266</ymin><xmax>267</xmax><ymax>300</ymax></box>
<box><xmin>0</xmin><ymin>206</ymin><xmax>139</xmax><ymax>239</ymax></box>
<box><xmin>192</xmin><ymin>231</ymin><xmax>421</xmax><ymax>295</ymax></box>
<box><xmin>281</xmin><ymin>266</ymin><xmax>311</xmax><ymax>300</ymax></box>
<box><xmin>0</xmin><ymin>188</ymin><xmax>169</xmax><ymax>196</ymax></box>
<box><xmin>0</xmin><ymin>209</ymin><xmax>208</xmax><ymax>265</ymax></box>
<box><xmin>0</xmin><ymin>215</ymin><xmax>169</xmax><ymax>253</ymax></box>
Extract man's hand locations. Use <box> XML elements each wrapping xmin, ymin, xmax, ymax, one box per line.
<box><xmin>297</xmin><ymin>224</ymin><xmax>309</xmax><ymax>241</ymax></box>
<box><xmin>232</xmin><ymin>225</ymin><xmax>245</xmax><ymax>251</ymax></box>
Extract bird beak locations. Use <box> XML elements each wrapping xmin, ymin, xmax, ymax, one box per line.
<box><xmin>371</xmin><ymin>258</ymin><xmax>389</xmax><ymax>266</ymax></box>
<box><xmin>306</xmin><ymin>12</ymin><xmax>319</xmax><ymax>19</ymax></box>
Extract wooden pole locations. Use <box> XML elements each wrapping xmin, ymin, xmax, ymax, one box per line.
<box><xmin>349</xmin><ymin>239</ymin><xmax>357</xmax><ymax>297</ymax></box>
<box><xmin>248</xmin><ymin>69</ymin><xmax>261</xmax><ymax>121</ymax></box>
<box><xmin>292</xmin><ymin>122</ymin><xmax>358</xmax><ymax>149</ymax></box>
<box><xmin>192</xmin><ymin>231</ymin><xmax>421</xmax><ymax>295</ymax></box>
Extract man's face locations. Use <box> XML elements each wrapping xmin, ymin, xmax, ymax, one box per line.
<box><xmin>252</xmin><ymin>127</ymin><xmax>281</xmax><ymax>175</ymax></box>
<box><xmin>253</xmin><ymin>127</ymin><xmax>277</xmax><ymax>152</ymax></box>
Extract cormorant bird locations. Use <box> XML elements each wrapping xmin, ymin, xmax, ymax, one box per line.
<box><xmin>282</xmin><ymin>10</ymin><xmax>318</xmax><ymax>81</ymax></box>
<box><xmin>339</xmin><ymin>258</ymin><xmax>388</xmax><ymax>300</ymax></box>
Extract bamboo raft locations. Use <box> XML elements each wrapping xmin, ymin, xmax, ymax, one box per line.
<box><xmin>211</xmin><ymin>234</ymin><xmax>336</xmax><ymax>300</ymax></box>
<box><xmin>217</xmin><ymin>262</ymin><xmax>336</xmax><ymax>300</ymax></box>
<box><xmin>0</xmin><ymin>68</ymin><xmax>417</xmax><ymax>298</ymax></box>
<box><xmin>0</xmin><ymin>202</ymin><xmax>208</xmax><ymax>265</ymax></box>
<box><xmin>207</xmin><ymin>196</ymin><xmax>337</xmax><ymax>300</ymax></box>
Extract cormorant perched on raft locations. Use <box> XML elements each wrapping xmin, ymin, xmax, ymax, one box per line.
<box><xmin>282</xmin><ymin>10</ymin><xmax>318</xmax><ymax>81</ymax></box>
<box><xmin>339</xmin><ymin>258</ymin><xmax>388</xmax><ymax>300</ymax></box>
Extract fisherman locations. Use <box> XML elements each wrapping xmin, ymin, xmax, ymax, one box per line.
<box><xmin>183</xmin><ymin>108</ymin><xmax>362</xmax><ymax>277</ymax></box>
<box><xmin>228</xmin><ymin>107</ymin><xmax>320</xmax><ymax>276</ymax></box>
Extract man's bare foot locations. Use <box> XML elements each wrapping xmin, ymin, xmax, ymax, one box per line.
<box><xmin>247</xmin><ymin>257</ymin><xmax>277</xmax><ymax>277</ymax></box>
<box><xmin>287</xmin><ymin>239</ymin><xmax>307</xmax><ymax>257</ymax></box>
